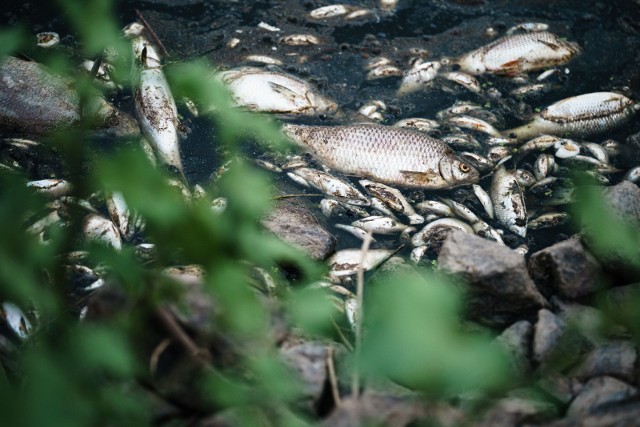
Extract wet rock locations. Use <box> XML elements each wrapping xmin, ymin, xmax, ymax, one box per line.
<box><xmin>475</xmin><ymin>396</ymin><xmax>558</xmax><ymax>427</ymax></box>
<box><xmin>566</xmin><ymin>376</ymin><xmax>638</xmax><ymax>417</ymax></box>
<box><xmin>535</xmin><ymin>401</ymin><xmax>640</xmax><ymax>427</ymax></box>
<box><xmin>529</xmin><ymin>237</ymin><xmax>604</xmax><ymax>299</ymax></box>
<box><xmin>495</xmin><ymin>320</ymin><xmax>533</xmax><ymax>374</ymax></box>
<box><xmin>602</xmin><ymin>181</ymin><xmax>640</xmax><ymax>228</ymax></box>
<box><xmin>261</xmin><ymin>198</ymin><xmax>336</xmax><ymax>260</ymax></box>
<box><xmin>571</xmin><ymin>341</ymin><xmax>637</xmax><ymax>383</ymax></box>
<box><xmin>533</xmin><ymin>309</ymin><xmax>567</xmax><ymax>366</ymax></box>
<box><xmin>321</xmin><ymin>394</ymin><xmax>462</xmax><ymax>427</ymax></box>
<box><xmin>280</xmin><ymin>339</ymin><xmax>329</xmax><ymax>412</ymax></box>
<box><xmin>0</xmin><ymin>56</ymin><xmax>139</xmax><ymax>137</ymax></box>
<box><xmin>437</xmin><ymin>230</ymin><xmax>548</xmax><ymax>324</ymax></box>
<box><xmin>538</xmin><ymin>374</ymin><xmax>584</xmax><ymax>405</ymax></box>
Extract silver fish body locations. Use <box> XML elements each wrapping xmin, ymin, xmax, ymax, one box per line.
<box><xmin>132</xmin><ymin>37</ymin><xmax>183</xmax><ymax>175</ymax></box>
<box><xmin>218</xmin><ymin>67</ymin><xmax>337</xmax><ymax>115</ymax></box>
<box><xmin>491</xmin><ymin>166</ymin><xmax>527</xmax><ymax>237</ymax></box>
<box><xmin>410</xmin><ymin>218</ymin><xmax>473</xmax><ymax>248</ymax></box>
<box><xmin>359</xmin><ymin>179</ymin><xmax>424</xmax><ymax>224</ymax></box>
<box><xmin>456</xmin><ymin>32</ymin><xmax>580</xmax><ymax>76</ymax></box>
<box><xmin>507</xmin><ymin>92</ymin><xmax>639</xmax><ymax>141</ymax></box>
<box><xmin>328</xmin><ymin>248</ymin><xmax>394</xmax><ymax>278</ymax></box>
<box><xmin>282</xmin><ymin>124</ymin><xmax>479</xmax><ymax>189</ymax></box>
<box><xmin>290</xmin><ymin>167</ymin><xmax>370</xmax><ymax>206</ymax></box>
<box><xmin>351</xmin><ymin>216</ymin><xmax>408</xmax><ymax>235</ymax></box>
<box><xmin>473</xmin><ymin>184</ymin><xmax>494</xmax><ymax>219</ymax></box>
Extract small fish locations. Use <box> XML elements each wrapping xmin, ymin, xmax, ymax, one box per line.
<box><xmin>491</xmin><ymin>166</ymin><xmax>527</xmax><ymax>237</ymax></box>
<box><xmin>335</xmin><ymin>224</ymin><xmax>375</xmax><ymax>241</ymax></box>
<box><xmin>351</xmin><ymin>216</ymin><xmax>408</xmax><ymax>235</ymax></box>
<box><xmin>328</xmin><ymin>248</ymin><xmax>395</xmax><ymax>278</ymax></box>
<box><xmin>533</xmin><ymin>154</ymin><xmax>556</xmax><ymax>180</ymax></box>
<box><xmin>106</xmin><ymin>191</ymin><xmax>142</xmax><ymax>242</ymax></box>
<box><xmin>360</xmin><ymin>179</ymin><xmax>424</xmax><ymax>224</ymax></box>
<box><xmin>411</xmin><ymin>218</ymin><xmax>473</xmax><ymax>247</ymax></box>
<box><xmin>414</xmin><ymin>199</ymin><xmax>454</xmax><ymax>217</ymax></box>
<box><xmin>442</xmin><ymin>134</ymin><xmax>482</xmax><ymax>151</ymax></box>
<box><xmin>410</xmin><ymin>245</ymin><xmax>428</xmax><ymax>264</ymax></box>
<box><xmin>291</xmin><ymin>167</ymin><xmax>370</xmax><ymax>206</ymax></box>
<box><xmin>472</xmin><ymin>220</ymin><xmax>505</xmax><ymax>245</ymax></box>
<box><xmin>358</xmin><ymin>100</ymin><xmax>387</xmax><ymax>122</ymax></box>
<box><xmin>447</xmin><ymin>115</ymin><xmax>502</xmax><ymax>138</ymax></box>
<box><xmin>473</xmin><ymin>184</ymin><xmax>494</xmax><ymax>219</ymax></box>
<box><xmin>440</xmin><ymin>198</ymin><xmax>481</xmax><ymax>224</ymax></box>
<box><xmin>244</xmin><ymin>55</ymin><xmax>283</xmax><ymax>66</ymax></box>
<box><xmin>309</xmin><ymin>5</ymin><xmax>354</xmax><ymax>19</ymax></box>
<box><xmin>581</xmin><ymin>142</ymin><xmax>609</xmax><ymax>164</ymax></box>
<box><xmin>36</xmin><ymin>32</ymin><xmax>60</xmax><ymax>48</ymax></box>
<box><xmin>397</xmin><ymin>61</ymin><xmax>441</xmax><ymax>95</ymax></box>
<box><xmin>367</xmin><ymin>65</ymin><xmax>403</xmax><ymax>80</ymax></box>
<box><xmin>320</xmin><ymin>199</ymin><xmax>368</xmax><ymax>218</ymax></box>
<box><xmin>218</xmin><ymin>67</ymin><xmax>337</xmax><ymax>115</ymax></box>
<box><xmin>506</xmin><ymin>22</ymin><xmax>550</xmax><ymax>35</ymax></box>
<box><xmin>624</xmin><ymin>166</ymin><xmax>640</xmax><ymax>183</ymax></box>
<box><xmin>27</xmin><ymin>179</ymin><xmax>72</xmax><ymax>199</ymax></box>
<box><xmin>441</xmin><ymin>71</ymin><xmax>482</xmax><ymax>93</ymax></box>
<box><xmin>515</xmin><ymin>169</ymin><xmax>537</xmax><ymax>187</ymax></box>
<box><xmin>393</xmin><ymin>118</ymin><xmax>440</xmax><ymax>133</ymax></box>
<box><xmin>456</xmin><ymin>32</ymin><xmax>580</xmax><ymax>76</ymax></box>
<box><xmin>528</xmin><ymin>212</ymin><xmax>569</xmax><ymax>229</ymax></box>
<box><xmin>506</xmin><ymin>92</ymin><xmax>639</xmax><ymax>141</ymax></box>
<box><xmin>82</xmin><ymin>213</ymin><xmax>122</xmax><ymax>250</ymax></box>
<box><xmin>518</xmin><ymin>135</ymin><xmax>562</xmax><ymax>153</ymax></box>
<box><xmin>1</xmin><ymin>302</ymin><xmax>32</xmax><ymax>340</ymax></box>
<box><xmin>282</xmin><ymin>124</ymin><xmax>479</xmax><ymax>189</ymax></box>
<box><xmin>436</xmin><ymin>101</ymin><xmax>482</xmax><ymax>120</ymax></box>
<box><xmin>554</xmin><ymin>139</ymin><xmax>580</xmax><ymax>159</ymax></box>
<box><xmin>487</xmin><ymin>146</ymin><xmax>511</xmax><ymax>163</ymax></box>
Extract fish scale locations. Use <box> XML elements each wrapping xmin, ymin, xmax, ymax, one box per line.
<box><xmin>282</xmin><ymin>124</ymin><xmax>479</xmax><ymax>189</ymax></box>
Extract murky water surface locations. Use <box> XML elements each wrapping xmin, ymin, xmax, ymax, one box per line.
<box><xmin>4</xmin><ymin>0</ymin><xmax>640</xmax><ymax>256</ymax></box>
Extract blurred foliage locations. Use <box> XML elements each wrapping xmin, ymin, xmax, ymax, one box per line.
<box><xmin>1</xmin><ymin>1</ymin><xmax>640</xmax><ymax>427</ymax></box>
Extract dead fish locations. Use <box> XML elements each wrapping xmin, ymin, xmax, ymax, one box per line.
<box><xmin>359</xmin><ymin>179</ymin><xmax>424</xmax><ymax>224</ymax></box>
<box><xmin>320</xmin><ymin>198</ymin><xmax>368</xmax><ymax>218</ymax></box>
<box><xmin>358</xmin><ymin>100</ymin><xmax>386</xmax><ymax>122</ymax></box>
<box><xmin>0</xmin><ymin>56</ymin><xmax>139</xmax><ymax>137</ymax></box>
<box><xmin>441</xmin><ymin>71</ymin><xmax>482</xmax><ymax>93</ymax></box>
<box><xmin>367</xmin><ymin>65</ymin><xmax>403</xmax><ymax>80</ymax></box>
<box><xmin>491</xmin><ymin>166</ymin><xmax>527</xmax><ymax>237</ymax></box>
<box><xmin>393</xmin><ymin>118</ymin><xmax>440</xmax><ymax>133</ymax></box>
<box><xmin>460</xmin><ymin>152</ymin><xmax>495</xmax><ymax>172</ymax></box>
<box><xmin>309</xmin><ymin>5</ymin><xmax>354</xmax><ymax>19</ymax></box>
<box><xmin>328</xmin><ymin>248</ymin><xmax>395</xmax><ymax>278</ymax></box>
<box><xmin>27</xmin><ymin>179</ymin><xmax>72</xmax><ymax>199</ymax></box>
<box><xmin>456</xmin><ymin>32</ymin><xmax>580</xmax><ymax>76</ymax></box>
<box><xmin>581</xmin><ymin>142</ymin><xmax>609</xmax><ymax>164</ymax></box>
<box><xmin>436</xmin><ymin>101</ymin><xmax>482</xmax><ymax>120</ymax></box>
<box><xmin>442</xmin><ymin>134</ymin><xmax>482</xmax><ymax>151</ymax></box>
<box><xmin>440</xmin><ymin>198</ymin><xmax>481</xmax><ymax>224</ymax></box>
<box><xmin>624</xmin><ymin>166</ymin><xmax>640</xmax><ymax>183</ymax></box>
<box><xmin>554</xmin><ymin>139</ymin><xmax>581</xmax><ymax>159</ymax></box>
<box><xmin>414</xmin><ymin>199</ymin><xmax>454</xmax><ymax>217</ymax></box>
<box><xmin>510</xmin><ymin>83</ymin><xmax>549</xmax><ymax>98</ymax></box>
<box><xmin>533</xmin><ymin>154</ymin><xmax>556</xmax><ymax>180</ymax></box>
<box><xmin>36</xmin><ymin>32</ymin><xmax>60</xmax><ymax>48</ymax></box>
<box><xmin>487</xmin><ymin>146</ymin><xmax>511</xmax><ymax>163</ymax></box>
<box><xmin>473</xmin><ymin>184</ymin><xmax>494</xmax><ymax>219</ymax></box>
<box><xmin>506</xmin><ymin>22</ymin><xmax>550</xmax><ymax>35</ymax></box>
<box><xmin>472</xmin><ymin>220</ymin><xmax>505</xmax><ymax>245</ymax></box>
<box><xmin>244</xmin><ymin>55</ymin><xmax>283</xmax><ymax>66</ymax></box>
<box><xmin>335</xmin><ymin>224</ymin><xmax>374</xmax><ymax>241</ymax></box>
<box><xmin>506</xmin><ymin>92</ymin><xmax>639</xmax><ymax>141</ymax></box>
<box><xmin>1</xmin><ymin>302</ymin><xmax>32</xmax><ymax>340</ymax></box>
<box><xmin>515</xmin><ymin>169</ymin><xmax>537</xmax><ymax>187</ymax></box>
<box><xmin>82</xmin><ymin>213</ymin><xmax>122</xmax><ymax>250</ymax></box>
<box><xmin>282</xmin><ymin>124</ymin><xmax>479</xmax><ymax>189</ymax></box>
<box><xmin>411</xmin><ymin>217</ymin><xmax>473</xmax><ymax>247</ymax></box>
<box><xmin>280</xmin><ymin>34</ymin><xmax>321</xmax><ymax>46</ymax></box>
<box><xmin>410</xmin><ymin>245</ymin><xmax>428</xmax><ymax>264</ymax></box>
<box><xmin>218</xmin><ymin>67</ymin><xmax>337</xmax><ymax>115</ymax></box>
<box><xmin>528</xmin><ymin>212</ymin><xmax>569</xmax><ymax>229</ymax></box>
<box><xmin>132</xmin><ymin>38</ymin><xmax>183</xmax><ymax>176</ymax></box>
<box><xmin>518</xmin><ymin>135</ymin><xmax>562</xmax><ymax>153</ymax></box>
<box><xmin>447</xmin><ymin>115</ymin><xmax>502</xmax><ymax>138</ymax></box>
<box><xmin>351</xmin><ymin>215</ymin><xmax>408</xmax><ymax>235</ymax></box>
<box><xmin>290</xmin><ymin>167</ymin><xmax>370</xmax><ymax>206</ymax></box>
<box><xmin>106</xmin><ymin>191</ymin><xmax>142</xmax><ymax>242</ymax></box>
<box><xmin>397</xmin><ymin>61</ymin><xmax>441</xmax><ymax>95</ymax></box>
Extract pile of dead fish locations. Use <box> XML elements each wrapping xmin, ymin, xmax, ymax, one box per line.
<box><xmin>2</xmin><ymin>3</ymin><xmax>640</xmax><ymax>425</ymax></box>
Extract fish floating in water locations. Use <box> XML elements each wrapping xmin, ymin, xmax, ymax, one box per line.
<box><xmin>455</xmin><ymin>32</ymin><xmax>581</xmax><ymax>76</ymax></box>
<box><xmin>282</xmin><ymin>124</ymin><xmax>479</xmax><ymax>189</ymax></box>
<box><xmin>506</xmin><ymin>92</ymin><xmax>639</xmax><ymax>141</ymax></box>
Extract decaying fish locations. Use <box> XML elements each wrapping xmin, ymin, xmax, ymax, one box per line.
<box><xmin>27</xmin><ymin>179</ymin><xmax>72</xmax><ymax>199</ymax></box>
<box><xmin>82</xmin><ymin>213</ymin><xmax>122</xmax><ymax>250</ymax></box>
<box><xmin>218</xmin><ymin>67</ymin><xmax>337</xmax><ymax>115</ymax></box>
<box><xmin>282</xmin><ymin>124</ymin><xmax>479</xmax><ymax>189</ymax></box>
<box><xmin>455</xmin><ymin>32</ymin><xmax>580</xmax><ymax>76</ymax></box>
<box><xmin>447</xmin><ymin>115</ymin><xmax>502</xmax><ymax>138</ymax></box>
<box><xmin>397</xmin><ymin>61</ymin><xmax>441</xmax><ymax>95</ymax></box>
<box><xmin>351</xmin><ymin>216</ymin><xmax>408</xmax><ymax>235</ymax></box>
<box><xmin>328</xmin><ymin>248</ymin><xmax>395</xmax><ymax>278</ymax></box>
<box><xmin>528</xmin><ymin>212</ymin><xmax>569</xmax><ymax>229</ymax></box>
<box><xmin>132</xmin><ymin>37</ymin><xmax>183</xmax><ymax>176</ymax></box>
<box><xmin>106</xmin><ymin>191</ymin><xmax>142</xmax><ymax>242</ymax></box>
<box><xmin>1</xmin><ymin>302</ymin><xmax>32</xmax><ymax>340</ymax></box>
<box><xmin>473</xmin><ymin>184</ymin><xmax>494</xmax><ymax>219</ymax></box>
<box><xmin>279</xmin><ymin>34</ymin><xmax>321</xmax><ymax>46</ymax></box>
<box><xmin>491</xmin><ymin>166</ymin><xmax>527</xmax><ymax>237</ymax></box>
<box><xmin>0</xmin><ymin>56</ymin><xmax>139</xmax><ymax>137</ymax></box>
<box><xmin>506</xmin><ymin>92</ymin><xmax>639</xmax><ymax>141</ymax></box>
<box><xmin>393</xmin><ymin>118</ymin><xmax>440</xmax><ymax>133</ymax></box>
<box><xmin>359</xmin><ymin>179</ymin><xmax>424</xmax><ymax>224</ymax></box>
<box><xmin>334</xmin><ymin>224</ymin><xmax>374</xmax><ymax>241</ymax></box>
<box><xmin>290</xmin><ymin>167</ymin><xmax>370</xmax><ymax>206</ymax></box>
<box><xmin>36</xmin><ymin>32</ymin><xmax>60</xmax><ymax>48</ymax></box>
<box><xmin>411</xmin><ymin>218</ymin><xmax>473</xmax><ymax>248</ymax></box>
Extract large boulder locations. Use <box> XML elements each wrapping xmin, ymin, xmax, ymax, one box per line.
<box><xmin>437</xmin><ymin>230</ymin><xmax>548</xmax><ymax>324</ymax></box>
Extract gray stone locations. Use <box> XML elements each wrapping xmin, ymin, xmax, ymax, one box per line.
<box><xmin>533</xmin><ymin>309</ymin><xmax>567</xmax><ymax>366</ymax></box>
<box><xmin>603</xmin><ymin>181</ymin><xmax>640</xmax><ymax>229</ymax></box>
<box><xmin>529</xmin><ymin>237</ymin><xmax>603</xmax><ymax>299</ymax></box>
<box><xmin>280</xmin><ymin>339</ymin><xmax>330</xmax><ymax>411</ymax></box>
<box><xmin>438</xmin><ymin>230</ymin><xmax>548</xmax><ymax>324</ymax></box>
<box><xmin>495</xmin><ymin>320</ymin><xmax>533</xmax><ymax>374</ymax></box>
<box><xmin>538</xmin><ymin>374</ymin><xmax>583</xmax><ymax>405</ymax></box>
<box><xmin>531</xmin><ymin>401</ymin><xmax>640</xmax><ymax>427</ymax></box>
<box><xmin>261</xmin><ymin>198</ymin><xmax>336</xmax><ymax>260</ymax></box>
<box><xmin>566</xmin><ymin>376</ymin><xmax>637</xmax><ymax>417</ymax></box>
<box><xmin>572</xmin><ymin>341</ymin><xmax>637</xmax><ymax>383</ymax></box>
<box><xmin>476</xmin><ymin>396</ymin><xmax>558</xmax><ymax>427</ymax></box>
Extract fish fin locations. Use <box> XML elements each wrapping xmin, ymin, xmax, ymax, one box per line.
<box><xmin>499</xmin><ymin>59</ymin><xmax>522</xmax><ymax>76</ymax></box>
<box><xmin>267</xmin><ymin>82</ymin><xmax>305</xmax><ymax>102</ymax></box>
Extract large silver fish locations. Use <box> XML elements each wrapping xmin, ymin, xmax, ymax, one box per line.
<box><xmin>506</xmin><ymin>92</ymin><xmax>639</xmax><ymax>141</ymax></box>
<box><xmin>282</xmin><ymin>124</ymin><xmax>479</xmax><ymax>189</ymax></box>
<box><xmin>455</xmin><ymin>32</ymin><xmax>580</xmax><ymax>76</ymax></box>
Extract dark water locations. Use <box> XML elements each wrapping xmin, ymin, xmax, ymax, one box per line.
<box><xmin>3</xmin><ymin>0</ymin><xmax>640</xmax><ymax>255</ymax></box>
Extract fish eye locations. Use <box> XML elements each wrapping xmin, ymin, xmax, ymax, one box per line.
<box><xmin>459</xmin><ymin>163</ymin><xmax>470</xmax><ymax>173</ymax></box>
